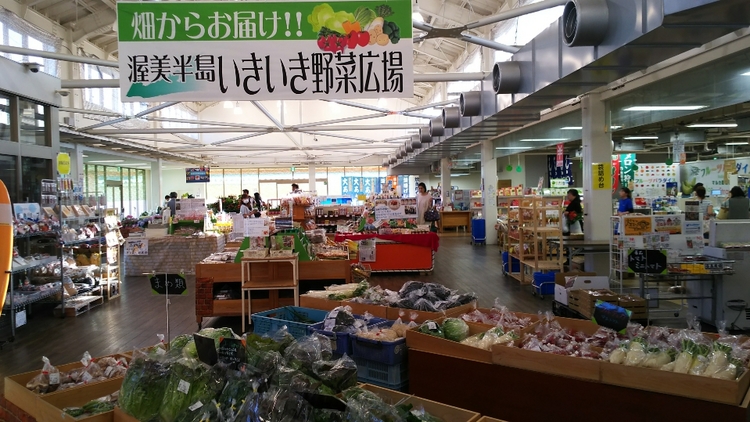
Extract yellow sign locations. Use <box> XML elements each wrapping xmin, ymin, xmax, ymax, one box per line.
<box><xmin>56</xmin><ymin>153</ymin><xmax>71</xmax><ymax>176</ymax></box>
<box><xmin>623</xmin><ymin>216</ymin><xmax>653</xmax><ymax>236</ymax></box>
<box><xmin>592</xmin><ymin>162</ymin><xmax>612</xmax><ymax>190</ymax></box>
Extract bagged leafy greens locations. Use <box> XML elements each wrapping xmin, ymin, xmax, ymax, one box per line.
<box><xmin>119</xmin><ymin>353</ymin><xmax>171</xmax><ymax>421</ymax></box>
<box><xmin>312</xmin><ymin>355</ymin><xmax>358</xmax><ymax>393</ymax></box>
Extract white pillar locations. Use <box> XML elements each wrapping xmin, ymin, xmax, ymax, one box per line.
<box><xmin>73</xmin><ymin>143</ymin><xmax>85</xmax><ymax>185</ymax></box>
<box><xmin>482</xmin><ymin>139</ymin><xmax>498</xmax><ymax>244</ymax></box>
<box><xmin>440</xmin><ymin>157</ymin><xmax>451</xmax><ymax>205</ymax></box>
<box><xmin>150</xmin><ymin>158</ymin><xmax>163</xmax><ymax>212</ymax></box>
<box><xmin>581</xmin><ymin>93</ymin><xmax>612</xmax><ymax>273</ymax></box>
<box><xmin>308</xmin><ymin>165</ymin><xmax>316</xmax><ymax>194</ymax></box>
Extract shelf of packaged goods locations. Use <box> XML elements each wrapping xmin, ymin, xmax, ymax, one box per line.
<box><xmin>10</xmin><ymin>257</ymin><xmax>58</xmax><ymax>273</ymax></box>
<box><xmin>519</xmin><ymin>206</ymin><xmax>562</xmax><ymax>211</ymax></box>
<box><xmin>61</xmin><ymin>237</ymin><xmax>105</xmax><ymax>247</ymax></box>
<box><xmin>3</xmin><ymin>287</ymin><xmax>59</xmax><ymax>310</ymax></box>
<box><xmin>521</xmin><ymin>226</ymin><xmax>561</xmax><ymax>233</ymax></box>
<box><xmin>13</xmin><ymin>232</ymin><xmax>57</xmax><ymax>240</ymax></box>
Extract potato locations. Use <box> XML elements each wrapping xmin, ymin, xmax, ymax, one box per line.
<box><xmin>368</xmin><ymin>30</ymin><xmax>377</xmax><ymax>45</ymax></box>
<box><xmin>376</xmin><ymin>33</ymin><xmax>390</xmax><ymax>46</ymax></box>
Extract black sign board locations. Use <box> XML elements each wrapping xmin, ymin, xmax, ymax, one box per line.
<box><xmin>193</xmin><ymin>334</ymin><xmax>218</xmax><ymax>366</ymax></box>
<box><xmin>150</xmin><ymin>274</ymin><xmax>188</xmax><ymax>295</ymax></box>
<box><xmin>627</xmin><ymin>249</ymin><xmax>667</xmax><ymax>274</ymax></box>
<box><xmin>217</xmin><ymin>337</ymin><xmax>246</xmax><ymax>370</ymax></box>
<box><xmin>592</xmin><ymin>300</ymin><xmax>632</xmax><ymax>334</ymax></box>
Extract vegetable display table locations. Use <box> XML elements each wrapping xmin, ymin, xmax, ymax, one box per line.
<box><xmin>240</xmin><ymin>255</ymin><xmax>299</xmax><ymax>333</ymax></box>
<box><xmin>439</xmin><ymin>211</ymin><xmax>472</xmax><ymax>233</ymax></box>
<box><xmin>334</xmin><ymin>233</ymin><xmax>438</xmax><ymax>273</ymax></box>
<box><xmin>124</xmin><ymin>235</ymin><xmax>225</xmax><ymax>276</ymax></box>
<box><xmin>408</xmin><ymin>349</ymin><xmax>750</xmax><ymax>422</ymax></box>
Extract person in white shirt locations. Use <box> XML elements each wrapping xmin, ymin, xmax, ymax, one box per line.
<box><xmin>416</xmin><ymin>182</ymin><xmax>432</xmax><ymax>225</ymax></box>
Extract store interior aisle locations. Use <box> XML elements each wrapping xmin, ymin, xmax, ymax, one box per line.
<box><xmin>0</xmin><ymin>234</ymin><xmax>544</xmax><ymax>388</ymax></box>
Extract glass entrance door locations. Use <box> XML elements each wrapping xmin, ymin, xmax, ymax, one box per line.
<box><xmin>106</xmin><ymin>180</ymin><xmax>124</xmax><ymax>217</ymax></box>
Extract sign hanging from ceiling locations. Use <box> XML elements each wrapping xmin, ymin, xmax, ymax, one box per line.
<box><xmin>116</xmin><ymin>1</ymin><xmax>413</xmax><ymax>101</ymax></box>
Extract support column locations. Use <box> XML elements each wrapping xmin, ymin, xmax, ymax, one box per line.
<box><xmin>581</xmin><ymin>92</ymin><xmax>612</xmax><ymax>274</ymax></box>
<box><xmin>440</xmin><ymin>157</ymin><xmax>451</xmax><ymax>205</ymax></box>
<box><xmin>72</xmin><ymin>143</ymin><xmax>84</xmax><ymax>186</ymax></box>
<box><xmin>482</xmin><ymin>139</ymin><xmax>498</xmax><ymax>245</ymax></box>
<box><xmin>150</xmin><ymin>158</ymin><xmax>163</xmax><ymax>212</ymax></box>
<box><xmin>308</xmin><ymin>166</ymin><xmax>316</xmax><ymax>194</ymax></box>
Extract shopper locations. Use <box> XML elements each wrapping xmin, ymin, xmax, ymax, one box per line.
<box><xmin>721</xmin><ymin>186</ymin><xmax>750</xmax><ymax>220</ymax></box>
<box><xmin>617</xmin><ymin>187</ymin><xmax>634</xmax><ymax>215</ymax></box>
<box><xmin>239</xmin><ymin>194</ymin><xmax>252</xmax><ymax>217</ymax></box>
<box><xmin>564</xmin><ymin>188</ymin><xmax>583</xmax><ymax>234</ymax></box>
<box><xmin>168</xmin><ymin>192</ymin><xmax>177</xmax><ymax>216</ymax></box>
<box><xmin>416</xmin><ymin>182</ymin><xmax>431</xmax><ymax>225</ymax></box>
<box><xmin>291</xmin><ymin>183</ymin><xmax>302</xmax><ymax>194</ymax></box>
<box><xmin>253</xmin><ymin>192</ymin><xmax>265</xmax><ymax>211</ymax></box>
<box><xmin>693</xmin><ymin>185</ymin><xmax>715</xmax><ymax>237</ymax></box>
<box><xmin>242</xmin><ymin>189</ymin><xmax>250</xmax><ymax>197</ymax></box>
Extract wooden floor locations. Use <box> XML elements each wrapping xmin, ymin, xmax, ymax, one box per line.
<box><xmin>0</xmin><ymin>234</ymin><xmax>547</xmax><ymax>387</ymax></box>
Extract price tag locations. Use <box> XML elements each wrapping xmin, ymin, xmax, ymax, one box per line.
<box><xmin>188</xmin><ymin>401</ymin><xmax>204</xmax><ymax>411</ymax></box>
<box><xmin>49</xmin><ymin>372</ymin><xmax>60</xmax><ymax>385</ymax></box>
<box><xmin>104</xmin><ymin>366</ymin><xmax>114</xmax><ymax>378</ymax></box>
<box><xmin>427</xmin><ymin>321</ymin><xmax>438</xmax><ymax>330</ymax></box>
<box><xmin>178</xmin><ymin>379</ymin><xmax>191</xmax><ymax>394</ymax></box>
<box><xmin>82</xmin><ymin>371</ymin><xmax>93</xmax><ymax>384</ymax></box>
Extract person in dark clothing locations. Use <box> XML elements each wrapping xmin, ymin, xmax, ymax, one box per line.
<box><xmin>564</xmin><ymin>188</ymin><xmax>583</xmax><ymax>234</ymax></box>
<box><xmin>168</xmin><ymin>192</ymin><xmax>177</xmax><ymax>216</ymax></box>
<box><xmin>253</xmin><ymin>192</ymin><xmax>265</xmax><ymax>211</ymax></box>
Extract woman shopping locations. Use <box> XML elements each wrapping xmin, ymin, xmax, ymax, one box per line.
<box><xmin>617</xmin><ymin>187</ymin><xmax>634</xmax><ymax>215</ymax></box>
<box><xmin>720</xmin><ymin>186</ymin><xmax>750</xmax><ymax>220</ymax></box>
<box><xmin>416</xmin><ymin>182</ymin><xmax>432</xmax><ymax>225</ymax></box>
<box><xmin>564</xmin><ymin>188</ymin><xmax>583</xmax><ymax>234</ymax></box>
<box><xmin>693</xmin><ymin>185</ymin><xmax>715</xmax><ymax>237</ymax></box>
<box><xmin>239</xmin><ymin>194</ymin><xmax>252</xmax><ymax>218</ymax></box>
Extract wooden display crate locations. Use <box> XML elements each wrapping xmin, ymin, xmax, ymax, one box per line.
<box><xmin>403</xmin><ymin>396</ymin><xmax>481</xmax><ymax>422</ymax></box>
<box><xmin>600</xmin><ymin>361</ymin><xmax>750</xmax><ymax>406</ymax></box>
<box><xmin>113</xmin><ymin>407</ymin><xmax>138</xmax><ymax>422</ymax></box>
<box><xmin>568</xmin><ymin>289</ymin><xmax>618</xmax><ymax>319</ymax></box>
<box><xmin>36</xmin><ymin>378</ymin><xmax>122</xmax><ymax>422</ymax></box>
<box><xmin>385</xmin><ymin>301</ymin><xmax>477</xmax><ymax>323</ymax></box>
<box><xmin>299</xmin><ymin>295</ymin><xmax>342</xmax><ymax>311</ymax></box>
<box><xmin>477</xmin><ymin>417</ymin><xmax>508</xmax><ymax>422</ymax></box>
<box><xmin>4</xmin><ymin>354</ymin><xmax>129</xmax><ymax>419</ymax></box>
<box><xmin>359</xmin><ymin>383</ymin><xmax>412</xmax><ymax>404</ymax></box>
<box><xmin>212</xmin><ymin>298</ymin><xmax>243</xmax><ymax>316</ymax></box>
<box><xmin>618</xmin><ymin>294</ymin><xmax>648</xmax><ymax>319</ymax></box>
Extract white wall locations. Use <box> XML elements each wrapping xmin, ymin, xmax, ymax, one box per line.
<box><xmin>496</xmin><ymin>154</ymin><xmax>526</xmax><ymax>187</ymax></box>
<box><xmin>162</xmin><ymin>168</ymin><xmax>206</xmax><ymax>199</ymax></box>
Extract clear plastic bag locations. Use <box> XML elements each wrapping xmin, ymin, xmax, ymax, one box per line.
<box><xmin>312</xmin><ymin>354</ymin><xmax>358</xmax><ymax>393</ymax></box>
<box><xmin>283</xmin><ymin>333</ymin><xmax>334</xmax><ymax>368</ymax></box>
<box><xmin>26</xmin><ymin>356</ymin><xmax>60</xmax><ymax>394</ymax></box>
<box><xmin>323</xmin><ymin>306</ymin><xmax>368</xmax><ymax>333</ymax></box>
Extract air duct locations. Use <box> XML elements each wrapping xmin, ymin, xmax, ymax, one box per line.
<box><xmin>443</xmin><ymin>107</ymin><xmax>461</xmax><ymax>128</ymax></box>
<box><xmin>562</xmin><ymin>0</ymin><xmax>609</xmax><ymax>47</ymax></box>
<box><xmin>429</xmin><ymin>116</ymin><xmax>445</xmax><ymax>137</ymax></box>
<box><xmin>405</xmin><ymin>141</ymin><xmax>414</xmax><ymax>153</ymax></box>
<box><xmin>382</xmin><ymin>158</ymin><xmax>389</xmax><ymax>167</ymax></box>
<box><xmin>492</xmin><ymin>62</ymin><xmax>522</xmax><ymax>94</ymax></box>
<box><xmin>460</xmin><ymin>92</ymin><xmax>482</xmax><ymax>116</ymax></box>
<box><xmin>419</xmin><ymin>128</ymin><xmax>432</xmax><ymax>144</ymax></box>
<box><xmin>389</xmin><ymin>156</ymin><xmax>397</xmax><ymax>164</ymax></box>
<box><xmin>411</xmin><ymin>135</ymin><xmax>422</xmax><ymax>150</ymax></box>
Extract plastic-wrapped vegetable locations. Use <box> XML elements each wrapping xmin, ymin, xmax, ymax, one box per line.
<box><xmin>417</xmin><ymin>320</ymin><xmax>444</xmax><ymax>338</ymax></box>
<box><xmin>323</xmin><ymin>306</ymin><xmax>370</xmax><ymax>333</ymax></box>
<box><xmin>216</xmin><ymin>369</ymin><xmax>258</xmax><ymax>418</ymax></box>
<box><xmin>173</xmin><ymin>363</ymin><xmax>228</xmax><ymax>422</ymax></box>
<box><xmin>343</xmin><ymin>388</ymin><xmax>405</xmax><ymax>422</ymax></box>
<box><xmin>396</xmin><ymin>403</ymin><xmax>444</xmax><ymax>422</ymax></box>
<box><xmin>712</xmin><ymin>361</ymin><xmax>739</xmax><ymax>380</ymax></box>
<box><xmin>245</xmin><ymin>326</ymin><xmax>294</xmax><ymax>354</ymax></box>
<box><xmin>641</xmin><ymin>347</ymin><xmax>673</xmax><ymax>369</ymax></box>
<box><xmin>250</xmin><ymin>387</ymin><xmax>311</xmax><ymax>421</ymax></box>
<box><xmin>442</xmin><ymin>318</ymin><xmax>470</xmax><ymax>342</ymax></box>
<box><xmin>26</xmin><ymin>356</ymin><xmax>60</xmax><ymax>394</ymax></box>
<box><xmin>703</xmin><ymin>343</ymin><xmax>731</xmax><ymax>377</ymax></box>
<box><xmin>119</xmin><ymin>354</ymin><xmax>171</xmax><ymax>421</ymax></box>
<box><xmin>283</xmin><ymin>334</ymin><xmax>334</xmax><ymax>372</ymax></box>
<box><xmin>460</xmin><ymin>327</ymin><xmax>516</xmax><ymax>351</ymax></box>
<box><xmin>673</xmin><ymin>339</ymin><xmax>696</xmax><ymax>374</ymax></box>
<box><xmin>159</xmin><ymin>358</ymin><xmax>211</xmax><ymax>422</ymax></box>
<box><xmin>624</xmin><ymin>340</ymin><xmax>647</xmax><ymax>367</ymax></box>
<box><xmin>312</xmin><ymin>355</ymin><xmax>358</xmax><ymax>393</ymax></box>
<box><xmin>609</xmin><ymin>345</ymin><xmax>627</xmax><ymax>365</ymax></box>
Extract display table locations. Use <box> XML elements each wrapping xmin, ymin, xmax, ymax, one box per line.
<box><xmin>241</xmin><ymin>255</ymin><xmax>299</xmax><ymax>332</ymax></box>
<box><xmin>409</xmin><ymin>349</ymin><xmax>750</xmax><ymax>422</ymax></box>
<box><xmin>124</xmin><ymin>235</ymin><xmax>225</xmax><ymax>275</ymax></box>
<box><xmin>194</xmin><ymin>259</ymin><xmax>351</xmax><ymax>328</ymax></box>
<box><xmin>439</xmin><ymin>211</ymin><xmax>472</xmax><ymax>233</ymax></box>
<box><xmin>334</xmin><ymin>233</ymin><xmax>438</xmax><ymax>273</ymax></box>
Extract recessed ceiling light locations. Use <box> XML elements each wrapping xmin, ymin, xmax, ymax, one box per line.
<box><xmin>111</xmin><ymin>147</ymin><xmax>123</xmax><ymax>150</ymax></box>
<box><xmin>495</xmin><ymin>146</ymin><xmax>533</xmax><ymax>150</ymax></box>
<box><xmin>686</xmin><ymin>123</ymin><xmax>738</xmax><ymax>128</ymax></box>
<box><xmin>725</xmin><ymin>142</ymin><xmax>749</xmax><ymax>146</ymax></box>
<box><xmin>623</xmin><ymin>136</ymin><xmax>659</xmax><ymax>140</ymax></box>
<box><xmin>87</xmin><ymin>160</ymin><xmax>125</xmax><ymax>163</ymax></box>
<box><xmin>742</xmin><ymin>71</ymin><xmax>750</xmax><ymax>76</ymax></box>
<box><xmin>624</xmin><ymin>106</ymin><xmax>707</xmax><ymax>111</ymax></box>
<box><xmin>518</xmin><ymin>138</ymin><xmax>569</xmax><ymax>142</ymax></box>
<box><xmin>611</xmin><ymin>125</ymin><xmax>623</xmax><ymax>130</ymax></box>
<box><xmin>560</xmin><ymin>127</ymin><xmax>582</xmax><ymax>130</ymax></box>
<box><xmin>91</xmin><ymin>143</ymin><xmax>106</xmax><ymax>147</ymax></box>
<box><xmin>82</xmin><ymin>154</ymin><xmax>88</xmax><ymax>157</ymax></box>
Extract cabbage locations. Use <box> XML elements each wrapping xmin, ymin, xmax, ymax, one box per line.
<box><xmin>307</xmin><ymin>3</ymin><xmax>356</xmax><ymax>34</ymax></box>
<box><xmin>353</xmin><ymin>7</ymin><xmax>376</xmax><ymax>28</ymax></box>
<box><xmin>442</xmin><ymin>318</ymin><xmax>470</xmax><ymax>342</ymax></box>
<box><xmin>417</xmin><ymin>320</ymin><xmax>444</xmax><ymax>338</ymax></box>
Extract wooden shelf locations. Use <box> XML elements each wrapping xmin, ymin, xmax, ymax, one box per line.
<box><xmin>522</xmin><ymin>259</ymin><xmax>563</xmax><ymax>270</ymax></box>
<box><xmin>242</xmin><ymin>279</ymin><xmax>296</xmax><ymax>289</ymax></box>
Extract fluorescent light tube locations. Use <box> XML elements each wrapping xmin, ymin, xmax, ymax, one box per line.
<box><xmin>623</xmin><ymin>136</ymin><xmax>658</xmax><ymax>140</ymax></box>
<box><xmin>686</xmin><ymin>123</ymin><xmax>737</xmax><ymax>128</ymax></box>
<box><xmin>518</xmin><ymin>138</ymin><xmax>568</xmax><ymax>142</ymax></box>
<box><xmin>725</xmin><ymin>142</ymin><xmax>749</xmax><ymax>146</ymax></box>
<box><xmin>560</xmin><ymin>127</ymin><xmax>582</xmax><ymax>130</ymax></box>
<box><xmin>495</xmin><ymin>146</ymin><xmax>532</xmax><ymax>150</ymax></box>
<box><xmin>624</xmin><ymin>106</ymin><xmax>706</xmax><ymax>111</ymax></box>
<box><xmin>87</xmin><ymin>160</ymin><xmax>125</xmax><ymax>163</ymax></box>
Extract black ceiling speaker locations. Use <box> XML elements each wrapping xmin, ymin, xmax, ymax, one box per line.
<box><xmin>443</xmin><ymin>107</ymin><xmax>461</xmax><ymax>128</ymax></box>
<box><xmin>492</xmin><ymin>61</ymin><xmax>522</xmax><ymax>94</ymax></box>
<box><xmin>429</xmin><ymin>116</ymin><xmax>445</xmax><ymax>137</ymax></box>
<box><xmin>562</xmin><ymin>0</ymin><xmax>609</xmax><ymax>47</ymax></box>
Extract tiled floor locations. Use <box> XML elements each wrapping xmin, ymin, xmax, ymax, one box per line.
<box><xmin>0</xmin><ymin>234</ymin><xmax>552</xmax><ymax>386</ymax></box>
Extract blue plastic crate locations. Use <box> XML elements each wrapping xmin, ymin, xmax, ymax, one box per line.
<box><xmin>532</xmin><ymin>271</ymin><xmax>558</xmax><ymax>296</ymax></box>
<box><xmin>472</xmin><ymin>218</ymin><xmax>486</xmax><ymax>243</ymax></box>
<box><xmin>353</xmin><ymin>356</ymin><xmax>408</xmax><ymax>388</ymax></box>
<box><xmin>351</xmin><ymin>322</ymin><xmax>407</xmax><ymax>365</ymax></box>
<box><xmin>307</xmin><ymin>316</ymin><xmax>386</xmax><ymax>355</ymax></box>
<box><xmin>502</xmin><ymin>252</ymin><xmax>521</xmax><ymax>273</ymax></box>
<box><xmin>251</xmin><ymin>306</ymin><xmax>328</xmax><ymax>339</ymax></box>
<box><xmin>366</xmin><ymin>379</ymin><xmax>409</xmax><ymax>392</ymax></box>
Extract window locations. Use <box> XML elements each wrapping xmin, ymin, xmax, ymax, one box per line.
<box><xmin>0</xmin><ymin>154</ymin><xmax>17</xmax><ymax>202</ymax></box>
<box><xmin>161</xmin><ymin>105</ymin><xmax>198</xmax><ymax>138</ymax></box>
<box><xmin>18</xmin><ymin>99</ymin><xmax>47</xmax><ymax>146</ymax></box>
<box><xmin>0</xmin><ymin>18</ymin><xmax>59</xmax><ymax>76</ymax></box>
<box><xmin>0</xmin><ymin>94</ymin><xmax>10</xmax><ymax>142</ymax></box>
<box><xmin>447</xmin><ymin>51</ymin><xmax>482</xmax><ymax>94</ymax></box>
<box><xmin>493</xmin><ymin>0</ymin><xmax>563</xmax><ymax>62</ymax></box>
<box><xmin>21</xmin><ymin>157</ymin><xmax>50</xmax><ymax>202</ymax></box>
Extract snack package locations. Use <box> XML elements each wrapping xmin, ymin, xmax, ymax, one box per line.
<box><xmin>26</xmin><ymin>356</ymin><xmax>60</xmax><ymax>394</ymax></box>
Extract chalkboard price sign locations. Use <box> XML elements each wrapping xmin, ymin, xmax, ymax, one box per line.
<box><xmin>150</xmin><ymin>274</ymin><xmax>188</xmax><ymax>295</ymax></box>
<box><xmin>627</xmin><ymin>249</ymin><xmax>667</xmax><ymax>274</ymax></box>
<box><xmin>217</xmin><ymin>337</ymin><xmax>246</xmax><ymax>369</ymax></box>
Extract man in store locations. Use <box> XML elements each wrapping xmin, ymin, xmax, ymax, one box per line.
<box><xmin>291</xmin><ymin>183</ymin><xmax>302</xmax><ymax>194</ymax></box>
<box><xmin>168</xmin><ymin>192</ymin><xmax>177</xmax><ymax>216</ymax></box>
<box><xmin>242</xmin><ymin>189</ymin><xmax>250</xmax><ymax>197</ymax></box>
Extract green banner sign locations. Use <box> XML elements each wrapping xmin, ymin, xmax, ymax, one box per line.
<box><xmin>116</xmin><ymin>1</ymin><xmax>413</xmax><ymax>101</ymax></box>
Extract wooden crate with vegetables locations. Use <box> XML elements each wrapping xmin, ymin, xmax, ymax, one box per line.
<box><xmin>36</xmin><ymin>377</ymin><xmax>122</xmax><ymax>422</ymax></box>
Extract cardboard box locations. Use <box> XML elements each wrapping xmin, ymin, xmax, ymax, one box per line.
<box><xmin>553</xmin><ymin>272</ymin><xmax>607</xmax><ymax>305</ymax></box>
<box><xmin>4</xmin><ymin>354</ymin><xmax>129</xmax><ymax>419</ymax></box>
<box><xmin>403</xmin><ymin>396</ymin><xmax>481</xmax><ymax>422</ymax></box>
<box><xmin>386</xmin><ymin>301</ymin><xmax>477</xmax><ymax>323</ymax></box>
<box><xmin>37</xmin><ymin>378</ymin><xmax>122</xmax><ymax>422</ymax></box>
<box><xmin>360</xmin><ymin>383</ymin><xmax>412</xmax><ymax>404</ymax></box>
<box><xmin>113</xmin><ymin>407</ymin><xmax>138</xmax><ymax>422</ymax></box>
<box><xmin>299</xmin><ymin>295</ymin><xmax>342</xmax><ymax>311</ymax></box>
<box><xmin>568</xmin><ymin>289</ymin><xmax>619</xmax><ymax>319</ymax></box>
<box><xmin>600</xmin><ymin>361</ymin><xmax>750</xmax><ymax>406</ymax></box>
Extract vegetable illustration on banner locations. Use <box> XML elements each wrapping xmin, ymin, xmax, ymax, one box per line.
<box><xmin>116</xmin><ymin>1</ymin><xmax>413</xmax><ymax>101</ymax></box>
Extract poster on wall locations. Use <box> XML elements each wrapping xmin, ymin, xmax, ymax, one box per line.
<box><xmin>633</xmin><ymin>164</ymin><xmax>678</xmax><ymax>198</ymax></box>
<box><xmin>186</xmin><ymin>167</ymin><xmax>210</xmax><ymax>183</ymax></box>
<box><xmin>679</xmin><ymin>158</ymin><xmax>750</xmax><ymax>195</ymax></box>
<box><xmin>654</xmin><ymin>215</ymin><xmax>682</xmax><ymax>234</ymax></box>
<box><xmin>125</xmin><ymin>238</ymin><xmax>149</xmax><ymax>255</ymax></box>
<box><xmin>116</xmin><ymin>1</ymin><xmax>413</xmax><ymax>102</ymax></box>
<box><xmin>373</xmin><ymin>198</ymin><xmax>416</xmax><ymax>220</ymax></box>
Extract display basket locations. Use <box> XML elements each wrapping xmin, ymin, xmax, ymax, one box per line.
<box><xmin>353</xmin><ymin>356</ymin><xmax>409</xmax><ymax>392</ymax></box>
<box><xmin>351</xmin><ymin>264</ymin><xmax>372</xmax><ymax>283</ymax></box>
<box><xmin>269</xmin><ymin>249</ymin><xmax>294</xmax><ymax>257</ymax></box>
<box><xmin>351</xmin><ymin>321</ymin><xmax>407</xmax><ymax>365</ymax></box>
<box><xmin>251</xmin><ymin>306</ymin><xmax>328</xmax><ymax>338</ymax></box>
<box><xmin>307</xmin><ymin>316</ymin><xmax>386</xmax><ymax>356</ymax></box>
<box><xmin>243</xmin><ymin>249</ymin><xmax>269</xmax><ymax>259</ymax></box>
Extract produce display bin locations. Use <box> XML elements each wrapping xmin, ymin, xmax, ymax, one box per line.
<box><xmin>353</xmin><ymin>356</ymin><xmax>409</xmax><ymax>392</ymax></box>
<box><xmin>306</xmin><ymin>316</ymin><xmax>386</xmax><ymax>356</ymax></box>
<box><xmin>250</xmin><ymin>306</ymin><xmax>328</xmax><ymax>339</ymax></box>
<box><xmin>352</xmin><ymin>322</ymin><xmax>407</xmax><ymax>365</ymax></box>
<box><xmin>402</xmin><ymin>396</ymin><xmax>481</xmax><ymax>422</ymax></box>
<box><xmin>299</xmin><ymin>295</ymin><xmax>342</xmax><ymax>311</ymax></box>
<box><xmin>36</xmin><ymin>378</ymin><xmax>122</xmax><ymax>422</ymax></box>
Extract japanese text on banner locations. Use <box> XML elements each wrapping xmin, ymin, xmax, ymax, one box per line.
<box><xmin>117</xmin><ymin>1</ymin><xmax>413</xmax><ymax>101</ymax></box>
<box><xmin>592</xmin><ymin>162</ymin><xmax>612</xmax><ymax>190</ymax></box>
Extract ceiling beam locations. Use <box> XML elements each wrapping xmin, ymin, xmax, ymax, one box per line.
<box><xmin>71</xmin><ymin>9</ymin><xmax>116</xmax><ymax>42</ymax></box>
